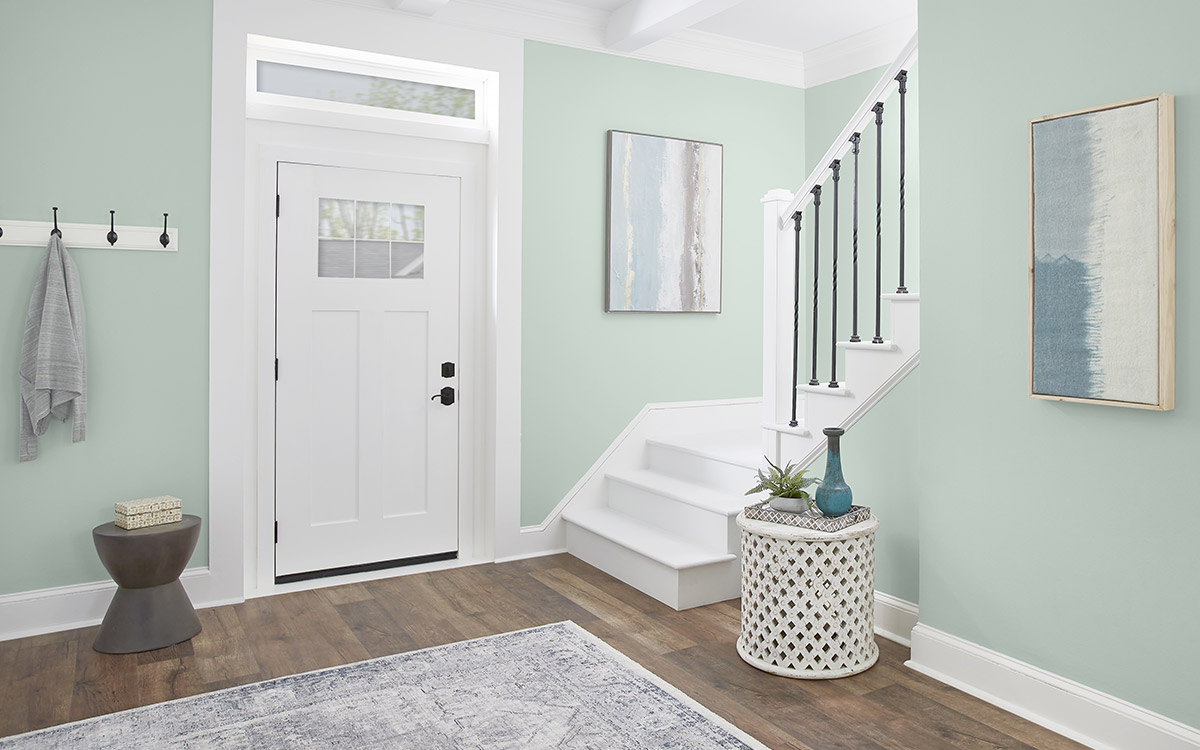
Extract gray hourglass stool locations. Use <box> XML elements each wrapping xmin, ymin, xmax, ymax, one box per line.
<box><xmin>91</xmin><ymin>515</ymin><xmax>202</xmax><ymax>653</ymax></box>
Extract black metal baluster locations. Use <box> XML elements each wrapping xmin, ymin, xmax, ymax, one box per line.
<box><xmin>896</xmin><ymin>70</ymin><xmax>909</xmax><ymax>294</ymax></box>
<box><xmin>789</xmin><ymin>211</ymin><xmax>802</xmax><ymax>427</ymax></box>
<box><xmin>809</xmin><ymin>185</ymin><xmax>822</xmax><ymax>387</ymax></box>
<box><xmin>828</xmin><ymin>160</ymin><xmax>841</xmax><ymax>388</ymax></box>
<box><xmin>872</xmin><ymin>102</ymin><xmax>885</xmax><ymax>344</ymax></box>
<box><xmin>850</xmin><ymin>133</ymin><xmax>861</xmax><ymax>342</ymax></box>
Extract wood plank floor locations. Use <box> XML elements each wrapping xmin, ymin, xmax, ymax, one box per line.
<box><xmin>0</xmin><ymin>554</ymin><xmax>1084</xmax><ymax>748</ymax></box>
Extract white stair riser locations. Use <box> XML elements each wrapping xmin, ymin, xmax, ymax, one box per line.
<box><xmin>565</xmin><ymin>523</ymin><xmax>740</xmax><ymax>610</ymax></box>
<box><xmin>843</xmin><ymin>348</ymin><xmax>906</xmax><ymax>393</ymax></box>
<box><xmin>607</xmin><ymin>478</ymin><xmax>738</xmax><ymax>555</ymax></box>
<box><xmin>646</xmin><ymin>443</ymin><xmax>758</xmax><ymax>494</ymax></box>
<box><xmin>890</xmin><ymin>301</ymin><xmax>920</xmax><ymax>350</ymax></box>
<box><xmin>805</xmin><ymin>391</ymin><xmax>849</xmax><ymax>436</ymax></box>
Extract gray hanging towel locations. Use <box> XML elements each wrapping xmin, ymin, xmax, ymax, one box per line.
<box><xmin>19</xmin><ymin>234</ymin><xmax>87</xmax><ymax>462</ymax></box>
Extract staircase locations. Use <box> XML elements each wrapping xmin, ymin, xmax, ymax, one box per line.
<box><xmin>564</xmin><ymin>34</ymin><xmax>920</xmax><ymax>611</ymax></box>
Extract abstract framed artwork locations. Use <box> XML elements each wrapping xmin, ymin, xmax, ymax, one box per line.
<box><xmin>1029</xmin><ymin>94</ymin><xmax>1175</xmax><ymax>410</ymax></box>
<box><xmin>605</xmin><ymin>130</ymin><xmax>723</xmax><ymax>312</ymax></box>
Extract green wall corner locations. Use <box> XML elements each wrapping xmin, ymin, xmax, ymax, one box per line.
<box><xmin>520</xmin><ymin>41</ymin><xmax>805</xmax><ymax>526</ymax></box>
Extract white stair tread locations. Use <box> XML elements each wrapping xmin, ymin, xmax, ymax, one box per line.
<box><xmin>798</xmin><ymin>382</ymin><xmax>853</xmax><ymax>397</ymax></box>
<box><xmin>607</xmin><ymin>467</ymin><xmax>757</xmax><ymax>516</ymax></box>
<box><xmin>564</xmin><ymin>507</ymin><xmax>736</xmax><ymax>570</ymax></box>
<box><xmin>646</xmin><ymin>428</ymin><xmax>764</xmax><ymax>469</ymax></box>
<box><xmin>838</xmin><ymin>340</ymin><xmax>898</xmax><ymax>351</ymax></box>
<box><xmin>881</xmin><ymin>292</ymin><xmax>920</xmax><ymax>302</ymax></box>
<box><xmin>765</xmin><ymin>422</ymin><xmax>812</xmax><ymax>438</ymax></box>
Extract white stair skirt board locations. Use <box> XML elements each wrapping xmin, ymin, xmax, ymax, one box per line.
<box><xmin>0</xmin><ymin>568</ymin><xmax>240</xmax><ymax>643</ymax></box>
<box><xmin>908</xmin><ymin>625</ymin><xmax>1200</xmax><ymax>750</ymax></box>
<box><xmin>565</xmin><ymin>507</ymin><xmax>740</xmax><ymax>611</ymax></box>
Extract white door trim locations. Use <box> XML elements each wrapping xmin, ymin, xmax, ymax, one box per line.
<box><xmin>210</xmin><ymin>2</ymin><xmax>530</xmax><ymax>608</ymax></box>
<box><xmin>250</xmin><ymin>143</ymin><xmax>487</xmax><ymax>597</ymax></box>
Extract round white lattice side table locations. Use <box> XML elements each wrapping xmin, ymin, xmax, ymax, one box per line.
<box><xmin>736</xmin><ymin>511</ymin><xmax>879</xmax><ymax>679</ymax></box>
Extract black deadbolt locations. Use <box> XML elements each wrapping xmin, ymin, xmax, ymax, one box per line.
<box><xmin>431</xmin><ymin>386</ymin><xmax>455</xmax><ymax>406</ymax></box>
<box><xmin>441</xmin><ymin>361</ymin><xmax>455</xmax><ymax>378</ymax></box>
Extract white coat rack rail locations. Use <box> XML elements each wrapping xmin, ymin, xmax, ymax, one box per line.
<box><xmin>0</xmin><ymin>216</ymin><xmax>180</xmax><ymax>253</ymax></box>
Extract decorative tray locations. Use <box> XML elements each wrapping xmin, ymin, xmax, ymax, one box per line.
<box><xmin>742</xmin><ymin>502</ymin><xmax>872</xmax><ymax>532</ymax></box>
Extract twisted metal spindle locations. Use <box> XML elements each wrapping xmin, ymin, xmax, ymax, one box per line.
<box><xmin>828</xmin><ymin>160</ymin><xmax>841</xmax><ymax>388</ymax></box>
<box><xmin>872</xmin><ymin>102</ymin><xmax>885</xmax><ymax>344</ymax></box>
<box><xmin>809</xmin><ymin>185</ymin><xmax>822</xmax><ymax>387</ymax></box>
<box><xmin>896</xmin><ymin>70</ymin><xmax>909</xmax><ymax>294</ymax></box>
<box><xmin>789</xmin><ymin>211</ymin><xmax>802</xmax><ymax>427</ymax></box>
<box><xmin>849</xmin><ymin>132</ymin><xmax>861</xmax><ymax>343</ymax></box>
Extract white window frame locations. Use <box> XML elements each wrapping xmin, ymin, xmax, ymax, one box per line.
<box><xmin>247</xmin><ymin>34</ymin><xmax>491</xmax><ymax>140</ymax></box>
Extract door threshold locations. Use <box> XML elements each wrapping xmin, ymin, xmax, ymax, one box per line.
<box><xmin>275</xmin><ymin>550</ymin><xmax>458</xmax><ymax>585</ymax></box>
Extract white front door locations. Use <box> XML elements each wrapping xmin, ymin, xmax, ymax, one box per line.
<box><xmin>274</xmin><ymin>162</ymin><xmax>460</xmax><ymax>579</ymax></box>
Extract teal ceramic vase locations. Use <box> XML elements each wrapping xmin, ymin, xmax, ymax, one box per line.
<box><xmin>814</xmin><ymin>427</ymin><xmax>852</xmax><ymax>517</ymax></box>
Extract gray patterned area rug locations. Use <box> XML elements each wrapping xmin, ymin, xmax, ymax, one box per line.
<box><xmin>0</xmin><ymin>621</ymin><xmax>766</xmax><ymax>749</ymax></box>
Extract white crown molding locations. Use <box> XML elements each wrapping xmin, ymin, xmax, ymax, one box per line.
<box><xmin>909</xmin><ymin>624</ymin><xmax>1200</xmax><ymax>750</ymax></box>
<box><xmin>320</xmin><ymin>0</ymin><xmax>917</xmax><ymax>89</ymax></box>
<box><xmin>322</xmin><ymin>0</ymin><xmax>805</xmax><ymax>86</ymax></box>
<box><xmin>802</xmin><ymin>14</ymin><xmax>918</xmax><ymax>88</ymax></box>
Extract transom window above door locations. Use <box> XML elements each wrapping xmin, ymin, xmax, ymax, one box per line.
<box><xmin>247</xmin><ymin>35</ymin><xmax>491</xmax><ymax>134</ymax></box>
<box><xmin>257</xmin><ymin>61</ymin><xmax>475</xmax><ymax>120</ymax></box>
<box><xmin>318</xmin><ymin>198</ymin><xmax>425</xmax><ymax>279</ymax></box>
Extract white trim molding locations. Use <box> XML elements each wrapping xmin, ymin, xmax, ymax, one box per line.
<box><xmin>803</xmin><ymin>15</ymin><xmax>918</xmax><ymax>88</ymax></box>
<box><xmin>0</xmin><ymin>569</ymin><xmax>239</xmax><ymax>643</ymax></box>
<box><xmin>908</xmin><ymin>625</ymin><xmax>1200</xmax><ymax>750</ymax></box>
<box><xmin>873</xmin><ymin>591</ymin><xmax>918</xmax><ymax>647</ymax></box>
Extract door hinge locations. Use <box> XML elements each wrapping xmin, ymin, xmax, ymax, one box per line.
<box><xmin>276</xmin><ymin>194</ymin><xmax>281</xmax><ymax>218</ymax></box>
<box><xmin>274</xmin><ymin>521</ymin><xmax>279</xmax><ymax>544</ymax></box>
<box><xmin>275</xmin><ymin>358</ymin><xmax>279</xmax><ymax>381</ymax></box>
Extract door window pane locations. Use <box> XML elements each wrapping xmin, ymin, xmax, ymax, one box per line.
<box><xmin>319</xmin><ymin>199</ymin><xmax>355</xmax><ymax>238</ymax></box>
<box><xmin>356</xmin><ymin>241</ymin><xmax>391</xmax><ymax>279</ymax></box>
<box><xmin>392</xmin><ymin>241</ymin><xmax>425</xmax><ymax>279</ymax></box>
<box><xmin>317</xmin><ymin>240</ymin><xmax>354</xmax><ymax>278</ymax></box>
<box><xmin>316</xmin><ymin>198</ymin><xmax>426</xmax><ymax>279</ymax></box>
<box><xmin>258</xmin><ymin>61</ymin><xmax>475</xmax><ymax>120</ymax></box>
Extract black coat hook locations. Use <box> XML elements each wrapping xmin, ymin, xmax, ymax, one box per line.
<box><xmin>159</xmin><ymin>213</ymin><xmax>170</xmax><ymax>248</ymax></box>
<box><xmin>107</xmin><ymin>211</ymin><xmax>118</xmax><ymax>246</ymax></box>
<box><xmin>50</xmin><ymin>207</ymin><xmax>61</xmax><ymax>237</ymax></box>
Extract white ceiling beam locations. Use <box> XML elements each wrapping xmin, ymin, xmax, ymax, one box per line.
<box><xmin>605</xmin><ymin>0</ymin><xmax>746</xmax><ymax>52</ymax></box>
<box><xmin>390</xmin><ymin>0</ymin><xmax>451</xmax><ymax>17</ymax></box>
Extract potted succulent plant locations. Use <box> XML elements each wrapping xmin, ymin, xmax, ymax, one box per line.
<box><xmin>745</xmin><ymin>457</ymin><xmax>820</xmax><ymax>514</ymax></box>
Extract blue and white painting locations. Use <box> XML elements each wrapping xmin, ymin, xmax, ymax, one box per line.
<box><xmin>607</xmin><ymin>131</ymin><xmax>722</xmax><ymax>312</ymax></box>
<box><xmin>1032</xmin><ymin>100</ymin><xmax>1160</xmax><ymax>404</ymax></box>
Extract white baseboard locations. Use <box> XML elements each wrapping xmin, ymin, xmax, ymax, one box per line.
<box><xmin>0</xmin><ymin>568</ymin><xmax>239</xmax><ymax>643</ymax></box>
<box><xmin>908</xmin><ymin>624</ymin><xmax>1200</xmax><ymax>750</ymax></box>
<box><xmin>493</xmin><ymin>547</ymin><xmax>568</xmax><ymax>565</ymax></box>
<box><xmin>873</xmin><ymin>591</ymin><xmax>918</xmax><ymax>647</ymax></box>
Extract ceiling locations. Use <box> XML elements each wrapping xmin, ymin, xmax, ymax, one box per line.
<box><xmin>551</xmin><ymin>0</ymin><xmax>917</xmax><ymax>55</ymax></box>
<box><xmin>377</xmin><ymin>0</ymin><xmax>917</xmax><ymax>87</ymax></box>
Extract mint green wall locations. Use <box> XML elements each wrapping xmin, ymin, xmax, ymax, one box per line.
<box><xmin>0</xmin><ymin>1</ymin><xmax>212</xmax><ymax>595</ymax></box>
<box><xmin>921</xmin><ymin>0</ymin><xmax>1199</xmax><ymax>728</ymax></box>
<box><xmin>521</xmin><ymin>42</ymin><xmax>805</xmax><ymax>525</ymax></box>
<box><xmin>802</xmin><ymin>66</ymin><xmax>921</xmax><ymax>604</ymax></box>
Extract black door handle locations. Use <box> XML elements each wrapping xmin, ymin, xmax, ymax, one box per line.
<box><xmin>431</xmin><ymin>386</ymin><xmax>455</xmax><ymax>406</ymax></box>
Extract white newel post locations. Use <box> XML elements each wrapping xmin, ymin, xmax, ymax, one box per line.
<box><xmin>761</xmin><ymin>189</ymin><xmax>795</xmax><ymax>463</ymax></box>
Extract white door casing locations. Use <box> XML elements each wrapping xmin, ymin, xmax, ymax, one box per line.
<box><xmin>275</xmin><ymin>162</ymin><xmax>461</xmax><ymax>578</ymax></box>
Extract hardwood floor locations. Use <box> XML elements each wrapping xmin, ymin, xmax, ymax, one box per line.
<box><xmin>0</xmin><ymin>554</ymin><xmax>1084</xmax><ymax>749</ymax></box>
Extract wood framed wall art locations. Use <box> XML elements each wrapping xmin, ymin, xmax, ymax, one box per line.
<box><xmin>605</xmin><ymin>130</ymin><xmax>723</xmax><ymax>313</ymax></box>
<box><xmin>1029</xmin><ymin>94</ymin><xmax>1175</xmax><ymax>410</ymax></box>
